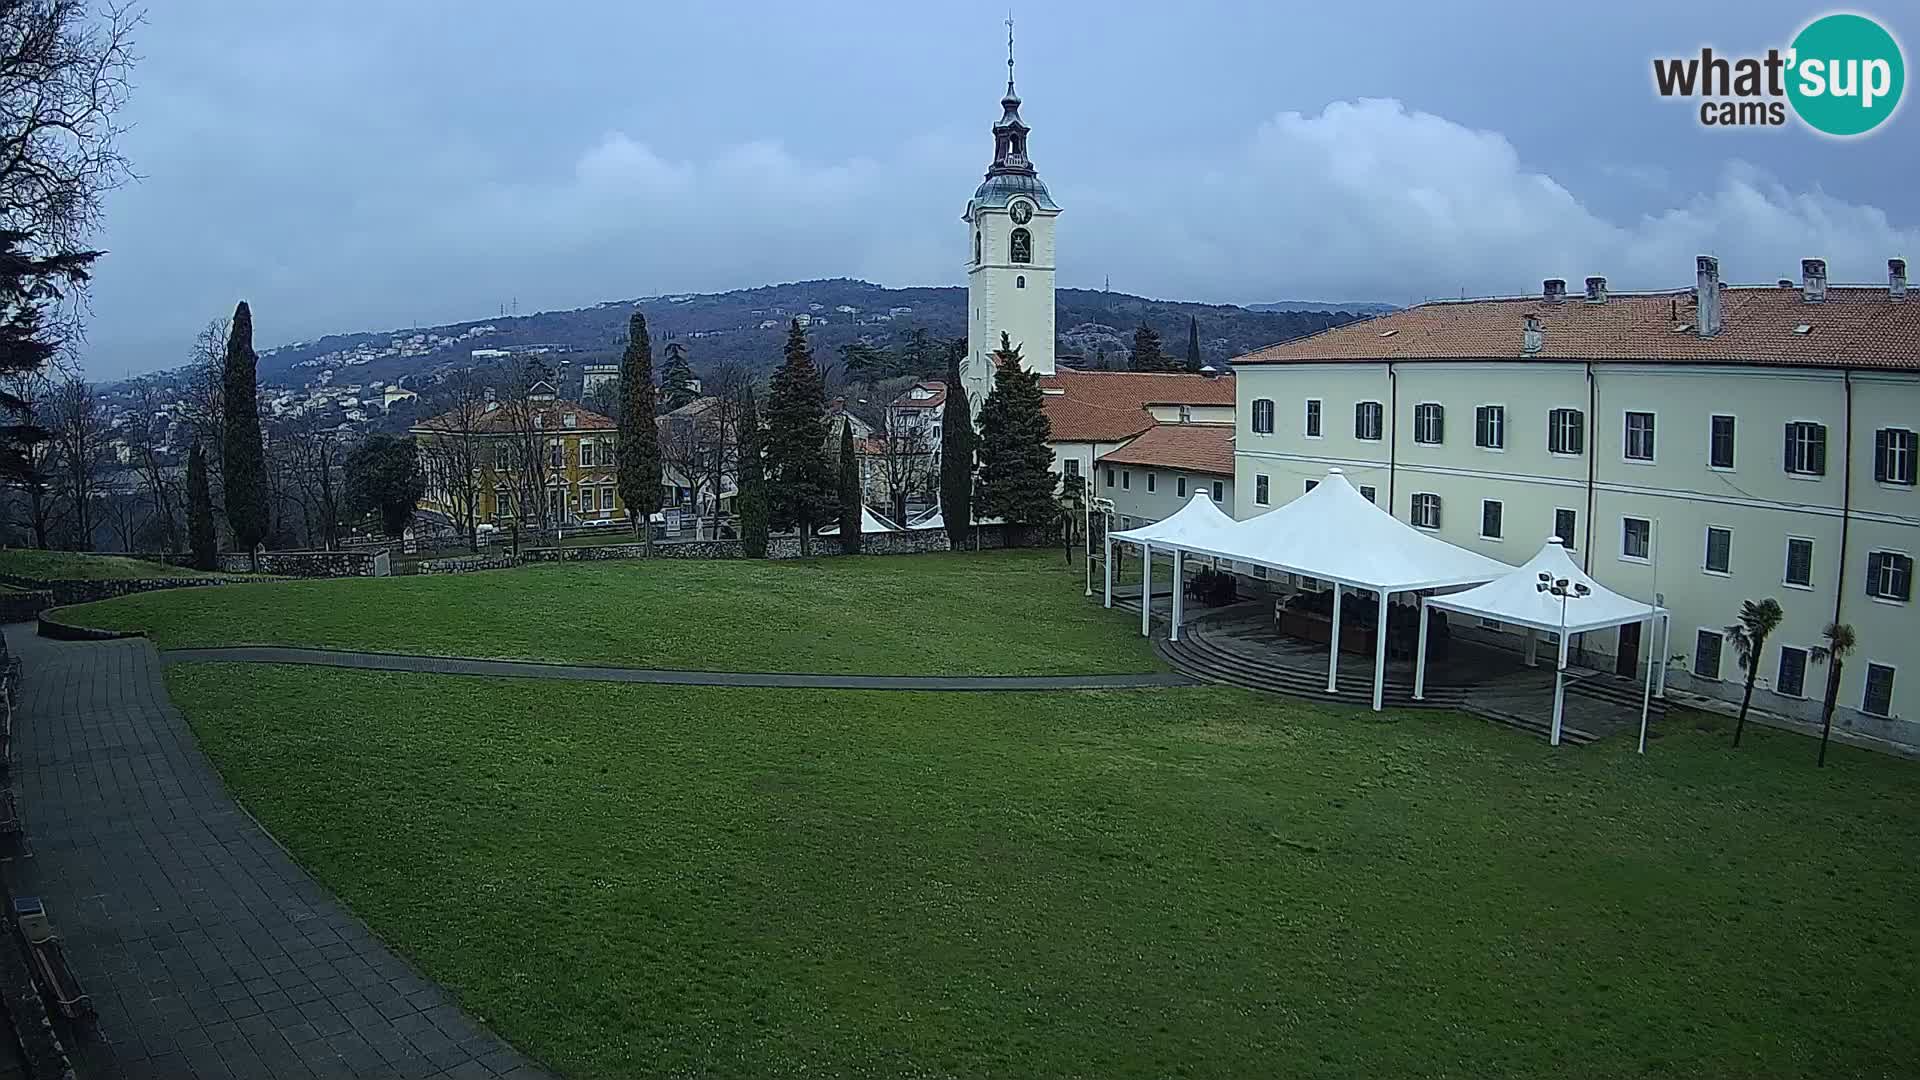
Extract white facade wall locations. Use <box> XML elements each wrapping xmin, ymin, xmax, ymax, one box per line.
<box><xmin>1233</xmin><ymin>359</ymin><xmax>1920</xmax><ymax>743</ymax></box>
<box><xmin>1097</xmin><ymin>460</ymin><xmax>1232</xmax><ymax>528</ymax></box>
<box><xmin>966</xmin><ymin>202</ymin><xmax>1057</xmax><ymax>377</ymax></box>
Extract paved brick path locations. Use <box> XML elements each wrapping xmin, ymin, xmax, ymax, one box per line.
<box><xmin>159</xmin><ymin>646</ymin><xmax>1195</xmax><ymax>691</ymax></box>
<box><xmin>3</xmin><ymin>627</ymin><xmax>553</xmax><ymax>1080</ymax></box>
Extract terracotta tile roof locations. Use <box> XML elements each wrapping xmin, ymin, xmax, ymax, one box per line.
<box><xmin>889</xmin><ymin>381</ymin><xmax>948</xmax><ymax>410</ymax></box>
<box><xmin>414</xmin><ymin>398</ymin><xmax>615</xmax><ymax>435</ymax></box>
<box><xmin>1096</xmin><ymin>423</ymin><xmax>1236</xmax><ymax>475</ymax></box>
<box><xmin>1234</xmin><ymin>285</ymin><xmax>1920</xmax><ymax>371</ymax></box>
<box><xmin>1039</xmin><ymin>368</ymin><xmax>1236</xmax><ymax>442</ymax></box>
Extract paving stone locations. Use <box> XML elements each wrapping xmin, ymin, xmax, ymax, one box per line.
<box><xmin>1</xmin><ymin>628</ymin><xmax>555</xmax><ymax>1079</ymax></box>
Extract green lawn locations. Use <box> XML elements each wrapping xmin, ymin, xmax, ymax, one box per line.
<box><xmin>0</xmin><ymin>548</ymin><xmax>222</xmax><ymax>581</ymax></box>
<box><xmin>63</xmin><ymin>550</ymin><xmax>1156</xmax><ymax>676</ymax></box>
<box><xmin>168</xmin><ymin>664</ymin><xmax>1920</xmax><ymax>1080</ymax></box>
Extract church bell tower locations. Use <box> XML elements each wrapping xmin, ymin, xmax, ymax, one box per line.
<box><xmin>961</xmin><ymin>21</ymin><xmax>1059</xmax><ymax>418</ymax></box>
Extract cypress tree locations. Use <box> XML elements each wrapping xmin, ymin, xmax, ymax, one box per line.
<box><xmin>976</xmin><ymin>333</ymin><xmax>1057</xmax><ymax>530</ymax></box>
<box><xmin>659</xmin><ymin>340</ymin><xmax>698</xmax><ymax>413</ymax></box>
<box><xmin>837</xmin><ymin>421</ymin><xmax>862</xmax><ymax>554</ymax></box>
<box><xmin>616</xmin><ymin>311</ymin><xmax>662</xmax><ymax>548</ymax></box>
<box><xmin>1186</xmin><ymin>315</ymin><xmax>1202</xmax><ymax>371</ymax></box>
<box><xmin>764</xmin><ymin>320</ymin><xmax>834</xmax><ymax>556</ymax></box>
<box><xmin>939</xmin><ymin>342</ymin><xmax>974</xmax><ymax>551</ymax></box>
<box><xmin>1128</xmin><ymin>323</ymin><xmax>1167</xmax><ymax>372</ymax></box>
<box><xmin>736</xmin><ymin>386</ymin><xmax>768</xmax><ymax>558</ymax></box>
<box><xmin>186</xmin><ymin>440</ymin><xmax>216</xmax><ymax>570</ymax></box>
<box><xmin>220</xmin><ymin>301</ymin><xmax>270</xmax><ymax>553</ymax></box>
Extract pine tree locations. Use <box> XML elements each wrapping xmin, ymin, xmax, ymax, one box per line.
<box><xmin>220</xmin><ymin>302</ymin><xmax>270</xmax><ymax>553</ymax></box>
<box><xmin>837</xmin><ymin>421</ymin><xmax>862</xmax><ymax>555</ymax></box>
<box><xmin>765</xmin><ymin>320</ymin><xmax>834</xmax><ymax>555</ymax></box>
<box><xmin>659</xmin><ymin>340</ymin><xmax>698</xmax><ymax>413</ymax></box>
<box><xmin>939</xmin><ymin>341</ymin><xmax>974</xmax><ymax>550</ymax></box>
<box><xmin>736</xmin><ymin>386</ymin><xmax>768</xmax><ymax>558</ymax></box>
<box><xmin>1186</xmin><ymin>315</ymin><xmax>1202</xmax><ymax>371</ymax></box>
<box><xmin>1128</xmin><ymin>323</ymin><xmax>1167</xmax><ymax>372</ymax></box>
<box><xmin>186</xmin><ymin>440</ymin><xmax>217</xmax><ymax>570</ymax></box>
<box><xmin>976</xmin><ymin>332</ymin><xmax>1057</xmax><ymax>530</ymax></box>
<box><xmin>0</xmin><ymin>230</ymin><xmax>96</xmax><ymax>487</ymax></box>
<box><xmin>616</xmin><ymin>311</ymin><xmax>662</xmax><ymax>548</ymax></box>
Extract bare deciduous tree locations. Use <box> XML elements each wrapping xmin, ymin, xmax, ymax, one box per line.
<box><xmin>48</xmin><ymin>372</ymin><xmax>103</xmax><ymax>548</ymax></box>
<box><xmin>417</xmin><ymin>365</ymin><xmax>489</xmax><ymax>551</ymax></box>
<box><xmin>495</xmin><ymin>355</ymin><xmax>558</xmax><ymax>539</ymax></box>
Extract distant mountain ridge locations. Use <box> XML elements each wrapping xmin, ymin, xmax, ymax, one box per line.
<box><xmin>223</xmin><ymin>279</ymin><xmax>1365</xmax><ymax>392</ymax></box>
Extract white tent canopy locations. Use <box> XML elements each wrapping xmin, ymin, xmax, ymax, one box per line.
<box><xmin>1103</xmin><ymin>470</ymin><xmax>1509</xmax><ymax>711</ymax></box>
<box><xmin>905</xmin><ymin>506</ymin><xmax>1004</xmax><ymax>532</ymax></box>
<box><xmin>1416</xmin><ymin>538</ymin><xmax>1670</xmax><ymax>747</ymax></box>
<box><xmin>818</xmin><ymin>505</ymin><xmax>903</xmax><ymax>535</ymax></box>
<box><xmin>1109</xmin><ymin>490</ymin><xmax>1240</xmax><ymax>554</ymax></box>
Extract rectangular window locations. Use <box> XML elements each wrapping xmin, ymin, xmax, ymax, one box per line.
<box><xmin>1355</xmin><ymin>401</ymin><xmax>1383</xmax><ymax>441</ymax></box>
<box><xmin>581</xmin><ymin>486</ymin><xmax>596</xmax><ymax>513</ymax></box>
<box><xmin>1304</xmin><ymin>480</ymin><xmax>1319</xmax><ymax>494</ymax></box>
<box><xmin>579</xmin><ymin>441</ymin><xmax>595</xmax><ymax>468</ymax></box>
<box><xmin>1411</xmin><ymin>493</ymin><xmax>1441</xmax><ymax>530</ymax></box>
<box><xmin>600</xmin><ymin>485</ymin><xmax>615</xmax><ymax>512</ymax></box>
<box><xmin>1694</xmin><ymin>629</ymin><xmax>1724</xmax><ymax>681</ymax></box>
<box><xmin>1554</xmin><ymin>508</ymin><xmax>1578</xmax><ymax>549</ymax></box>
<box><xmin>1875</xmin><ymin>427</ymin><xmax>1917</xmax><ymax>485</ymax></box>
<box><xmin>1622</xmin><ymin>516</ymin><xmax>1651</xmax><ymax>561</ymax></box>
<box><xmin>1624</xmin><ymin>411</ymin><xmax>1656</xmax><ymax>461</ymax></box>
<box><xmin>1105</xmin><ymin>467</ymin><xmax>1114</xmax><ymax>487</ymax></box>
<box><xmin>1359</xmin><ymin>485</ymin><xmax>1376</xmax><ymax>504</ymax></box>
<box><xmin>549</xmin><ymin>441</ymin><xmax>564</xmax><ymax>468</ymax></box>
<box><xmin>1255</xmin><ymin>475</ymin><xmax>1270</xmax><ymax>505</ymax></box>
<box><xmin>1475</xmin><ymin>405</ymin><xmax>1505</xmax><ymax>449</ymax></box>
<box><xmin>1548</xmin><ymin>408</ymin><xmax>1585</xmax><ymax>456</ymax></box>
<box><xmin>1064</xmin><ymin>458</ymin><xmax>1080</xmax><ymax>480</ymax></box>
<box><xmin>1176</xmin><ymin>476</ymin><xmax>1186</xmax><ymax>497</ymax></box>
<box><xmin>1251</xmin><ymin>398</ymin><xmax>1275</xmax><ymax>434</ymax></box>
<box><xmin>1481</xmin><ymin>499</ymin><xmax>1503</xmax><ymax>539</ymax></box>
<box><xmin>1304</xmin><ymin>399</ymin><xmax>1322</xmax><ymax>438</ymax></box>
<box><xmin>1211</xmin><ymin>480</ymin><xmax>1224</xmax><ymax>502</ymax></box>
<box><xmin>1704</xmin><ymin>526</ymin><xmax>1732</xmax><ymax>574</ymax></box>
<box><xmin>1121</xmin><ymin>470</ymin><xmax>1131</xmax><ymax>490</ymax></box>
<box><xmin>496</xmin><ymin>444</ymin><xmax>512</xmax><ymax>470</ymax></box>
<box><xmin>1785</xmin><ymin>537</ymin><xmax>1814</xmax><ymax>588</ymax></box>
<box><xmin>1413</xmin><ymin>403</ymin><xmax>1444</xmax><ymax>445</ymax></box>
<box><xmin>1146</xmin><ymin>472</ymin><xmax>1156</xmax><ymax>493</ymax></box>
<box><xmin>1866</xmin><ymin>551</ymin><xmax>1913</xmax><ymax>601</ymax></box>
<box><xmin>1709</xmin><ymin>415</ymin><xmax>1736</xmax><ymax>469</ymax></box>
<box><xmin>1776</xmin><ymin>646</ymin><xmax>1808</xmax><ymax>698</ymax></box>
<box><xmin>1784</xmin><ymin>421</ymin><xmax>1827</xmax><ymax>476</ymax></box>
<box><xmin>1863</xmin><ymin>663</ymin><xmax>1896</xmax><ymax>718</ymax></box>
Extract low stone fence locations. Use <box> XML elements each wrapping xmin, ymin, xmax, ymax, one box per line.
<box><xmin>213</xmin><ymin>549</ymin><xmax>388</xmax><ymax>578</ymax></box>
<box><xmin>417</xmin><ymin>554</ymin><xmax>519</xmax><ymax>575</ymax></box>
<box><xmin>0</xmin><ymin>588</ymin><xmax>52</xmax><ymax>623</ymax></box>
<box><xmin>0</xmin><ymin>572</ymin><xmax>240</xmax><ymax>608</ymax></box>
<box><xmin>416</xmin><ymin>523</ymin><xmax>1047</xmax><ymax>573</ymax></box>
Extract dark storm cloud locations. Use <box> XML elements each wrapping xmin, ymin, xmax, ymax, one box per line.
<box><xmin>82</xmin><ymin>0</ymin><xmax>1919</xmax><ymax>377</ymax></box>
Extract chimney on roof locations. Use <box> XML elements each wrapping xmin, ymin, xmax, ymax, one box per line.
<box><xmin>1543</xmin><ymin>278</ymin><xmax>1567</xmax><ymax>303</ymax></box>
<box><xmin>1801</xmin><ymin>258</ymin><xmax>1828</xmax><ymax>303</ymax></box>
<box><xmin>1891</xmin><ymin>257</ymin><xmax>1909</xmax><ymax>299</ymax></box>
<box><xmin>1521</xmin><ymin>314</ymin><xmax>1543</xmax><ymax>355</ymax></box>
<box><xmin>1584</xmin><ymin>276</ymin><xmax>1607</xmax><ymax>304</ymax></box>
<box><xmin>1778</xmin><ymin>278</ymin><xmax>1796</xmax><ymax>289</ymax></box>
<box><xmin>1695</xmin><ymin>255</ymin><xmax>1722</xmax><ymax>337</ymax></box>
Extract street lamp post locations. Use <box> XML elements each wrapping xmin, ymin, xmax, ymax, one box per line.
<box><xmin>1536</xmin><ymin>571</ymin><xmax>1591</xmax><ymax>747</ymax></box>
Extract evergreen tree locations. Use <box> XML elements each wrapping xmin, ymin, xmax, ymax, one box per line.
<box><xmin>344</xmin><ymin>434</ymin><xmax>427</xmax><ymax>538</ymax></box>
<box><xmin>838</xmin><ymin>340</ymin><xmax>890</xmax><ymax>379</ymax></box>
<box><xmin>939</xmin><ymin>341</ymin><xmax>974</xmax><ymax>550</ymax></box>
<box><xmin>616</xmin><ymin>311</ymin><xmax>662</xmax><ymax>547</ymax></box>
<box><xmin>1128</xmin><ymin>323</ymin><xmax>1167</xmax><ymax>372</ymax></box>
<box><xmin>659</xmin><ymin>340</ymin><xmax>698</xmax><ymax>413</ymax></box>
<box><xmin>837</xmin><ymin>421</ymin><xmax>862</xmax><ymax>555</ymax></box>
<box><xmin>1186</xmin><ymin>315</ymin><xmax>1202</xmax><ymax>371</ymax></box>
<box><xmin>220</xmin><ymin>301</ymin><xmax>270</xmax><ymax>552</ymax></box>
<box><xmin>736</xmin><ymin>386</ymin><xmax>768</xmax><ymax>558</ymax></box>
<box><xmin>976</xmin><ymin>332</ymin><xmax>1057</xmax><ymax>529</ymax></box>
<box><xmin>186</xmin><ymin>440</ymin><xmax>217</xmax><ymax>570</ymax></box>
<box><xmin>0</xmin><ymin>230</ymin><xmax>96</xmax><ymax>486</ymax></box>
<box><xmin>764</xmin><ymin>320</ymin><xmax>834</xmax><ymax>555</ymax></box>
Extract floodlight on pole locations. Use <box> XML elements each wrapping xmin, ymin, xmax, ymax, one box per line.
<box><xmin>1535</xmin><ymin>574</ymin><xmax>1590</xmax><ymax>747</ymax></box>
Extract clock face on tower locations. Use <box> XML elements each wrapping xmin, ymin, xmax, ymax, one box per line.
<box><xmin>1009</xmin><ymin>200</ymin><xmax>1033</xmax><ymax>225</ymax></box>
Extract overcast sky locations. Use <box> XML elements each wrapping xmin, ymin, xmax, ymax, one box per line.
<box><xmin>82</xmin><ymin>0</ymin><xmax>1918</xmax><ymax>378</ymax></box>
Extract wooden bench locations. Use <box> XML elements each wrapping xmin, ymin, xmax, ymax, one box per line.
<box><xmin>11</xmin><ymin>897</ymin><xmax>91</xmax><ymax>1028</ymax></box>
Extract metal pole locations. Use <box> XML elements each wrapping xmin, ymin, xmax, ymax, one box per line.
<box><xmin>1083</xmin><ymin>475</ymin><xmax>1094</xmax><ymax>597</ymax></box>
<box><xmin>1638</xmin><ymin>518</ymin><xmax>1660</xmax><ymax>754</ymax></box>
<box><xmin>1102</xmin><ymin>531</ymin><xmax>1113</xmax><ymax>609</ymax></box>
<box><xmin>1551</xmin><ymin>626</ymin><xmax>1569</xmax><ymax>747</ymax></box>
<box><xmin>1171</xmin><ymin>549</ymin><xmax>1185</xmax><ymax>643</ymax></box>
<box><xmin>1140</xmin><ymin>542</ymin><xmax>1153</xmax><ymax>637</ymax></box>
<box><xmin>1371</xmin><ymin>588</ymin><xmax>1390</xmax><ymax>712</ymax></box>
<box><xmin>1413</xmin><ymin>597</ymin><xmax>1431</xmax><ymax>700</ymax></box>
<box><xmin>1326</xmin><ymin>582</ymin><xmax>1343</xmax><ymax>693</ymax></box>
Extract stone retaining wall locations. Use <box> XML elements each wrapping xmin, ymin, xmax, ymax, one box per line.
<box><xmin>417</xmin><ymin>524</ymin><xmax>1046</xmax><ymax>573</ymax></box>
<box><xmin>0</xmin><ymin>573</ymin><xmax>234</xmax><ymax>607</ymax></box>
<box><xmin>0</xmin><ymin>588</ymin><xmax>52</xmax><ymax>622</ymax></box>
<box><xmin>214</xmin><ymin>550</ymin><xmax>386</xmax><ymax>577</ymax></box>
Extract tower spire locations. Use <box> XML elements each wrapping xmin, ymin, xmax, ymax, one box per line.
<box><xmin>1006</xmin><ymin>13</ymin><xmax>1016</xmax><ymax>97</ymax></box>
<box><xmin>987</xmin><ymin>17</ymin><xmax>1033</xmax><ymax>177</ymax></box>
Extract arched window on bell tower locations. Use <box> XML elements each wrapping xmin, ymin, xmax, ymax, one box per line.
<box><xmin>1010</xmin><ymin>227</ymin><xmax>1031</xmax><ymax>264</ymax></box>
<box><xmin>974</xmin><ymin>230</ymin><xmax>981</xmax><ymax>265</ymax></box>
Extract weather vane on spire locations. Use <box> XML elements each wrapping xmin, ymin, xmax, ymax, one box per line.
<box><xmin>1006</xmin><ymin>13</ymin><xmax>1016</xmax><ymax>90</ymax></box>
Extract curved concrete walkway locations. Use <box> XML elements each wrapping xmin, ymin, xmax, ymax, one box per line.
<box><xmin>3</xmin><ymin>628</ymin><xmax>552</xmax><ymax>1079</ymax></box>
<box><xmin>159</xmin><ymin>646</ymin><xmax>1195</xmax><ymax>691</ymax></box>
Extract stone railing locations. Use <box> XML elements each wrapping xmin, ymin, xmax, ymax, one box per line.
<box><xmin>214</xmin><ymin>549</ymin><xmax>388</xmax><ymax>578</ymax></box>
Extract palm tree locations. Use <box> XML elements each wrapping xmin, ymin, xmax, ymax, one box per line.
<box><xmin>1725</xmin><ymin>598</ymin><xmax>1784</xmax><ymax>748</ymax></box>
<box><xmin>1809</xmin><ymin>621</ymin><xmax>1857</xmax><ymax>768</ymax></box>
